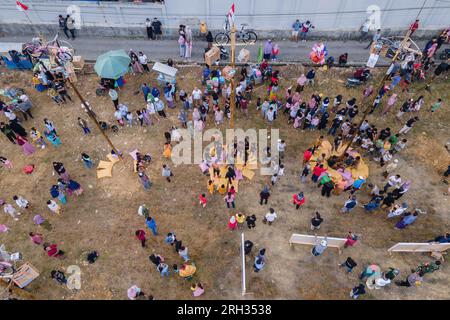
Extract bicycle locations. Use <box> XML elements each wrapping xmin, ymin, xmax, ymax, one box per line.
<box><xmin>214</xmin><ymin>19</ymin><xmax>257</xmax><ymax>45</ymax></box>
<box><xmin>23</xmin><ymin>32</ymin><xmax>74</xmax><ymax>64</ymax></box>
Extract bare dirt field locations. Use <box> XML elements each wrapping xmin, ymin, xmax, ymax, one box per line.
<box><xmin>0</xmin><ymin>63</ymin><xmax>449</xmax><ymax>300</ymax></box>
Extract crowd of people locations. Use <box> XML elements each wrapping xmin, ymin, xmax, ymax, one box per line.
<box><xmin>0</xmin><ymin>16</ymin><xmax>449</xmax><ymax>300</ymax></box>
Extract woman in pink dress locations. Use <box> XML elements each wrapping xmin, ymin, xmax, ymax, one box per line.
<box><xmin>382</xmin><ymin>93</ymin><xmax>398</xmax><ymax>116</ymax></box>
<box><xmin>16</xmin><ymin>135</ymin><xmax>35</xmax><ymax>156</ymax></box>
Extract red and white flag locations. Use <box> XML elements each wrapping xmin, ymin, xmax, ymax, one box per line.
<box><xmin>227</xmin><ymin>3</ymin><xmax>235</xmax><ymax>27</ymax></box>
<box><xmin>16</xmin><ymin>0</ymin><xmax>28</xmax><ymax>11</ymax></box>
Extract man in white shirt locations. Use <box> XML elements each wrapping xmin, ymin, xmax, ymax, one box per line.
<box><xmin>138</xmin><ymin>52</ymin><xmax>149</xmax><ymax>72</ymax></box>
<box><xmin>192</xmin><ymin>87</ymin><xmax>202</xmax><ymax>107</ymax></box>
<box><xmin>263</xmin><ymin>208</ymin><xmax>277</xmax><ymax>225</ymax></box>
<box><xmin>277</xmin><ymin>139</ymin><xmax>286</xmax><ymax>160</ymax></box>
<box><xmin>384</xmin><ymin>174</ymin><xmax>401</xmax><ymax>192</ymax></box>
<box><xmin>13</xmin><ymin>195</ymin><xmax>29</xmax><ymax>209</ymax></box>
<box><xmin>359</xmin><ymin>18</ymin><xmax>371</xmax><ymax>41</ymax></box>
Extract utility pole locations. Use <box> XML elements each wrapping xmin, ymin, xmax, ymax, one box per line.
<box><xmin>229</xmin><ymin>24</ymin><xmax>237</xmax><ymax>129</ymax></box>
<box><xmin>67</xmin><ymin>80</ymin><xmax>121</xmax><ymax>156</ymax></box>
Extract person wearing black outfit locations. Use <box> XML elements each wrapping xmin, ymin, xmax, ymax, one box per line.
<box><xmin>225</xmin><ymin>166</ymin><xmax>236</xmax><ymax>184</ymax></box>
<box><xmin>321</xmin><ymin>180</ymin><xmax>334</xmax><ymax>198</ymax></box>
<box><xmin>152</xmin><ymin>18</ymin><xmax>163</xmax><ymax>40</ymax></box>
<box><xmin>8</xmin><ymin>120</ymin><xmax>27</xmax><ymax>137</ymax></box>
<box><xmin>259</xmin><ymin>186</ymin><xmax>270</xmax><ymax>205</ymax></box>
<box><xmin>145</xmin><ymin>18</ymin><xmax>154</xmax><ymax>40</ymax></box>
<box><xmin>206</xmin><ymin>31</ymin><xmax>213</xmax><ymax>49</ymax></box>
<box><xmin>246</xmin><ymin>214</ymin><xmax>257</xmax><ymax>229</ymax></box>
<box><xmin>339</xmin><ymin>257</ymin><xmax>357</xmax><ymax>273</ymax></box>
<box><xmin>58</xmin><ymin>15</ymin><xmax>70</xmax><ymax>39</ymax></box>
<box><xmin>0</xmin><ymin>122</ymin><xmax>17</xmax><ymax>144</ymax></box>
<box><xmin>244</xmin><ymin>240</ymin><xmax>253</xmax><ymax>255</ymax></box>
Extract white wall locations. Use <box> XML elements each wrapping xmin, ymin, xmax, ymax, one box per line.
<box><xmin>0</xmin><ymin>0</ymin><xmax>448</xmax><ymax>31</ymax></box>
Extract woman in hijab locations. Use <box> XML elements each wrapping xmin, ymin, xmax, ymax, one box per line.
<box><xmin>227</xmin><ymin>215</ymin><xmax>237</xmax><ymax>230</ymax></box>
<box><xmin>129</xmin><ymin>50</ymin><xmax>144</xmax><ymax>74</ymax></box>
<box><xmin>184</xmin><ymin>26</ymin><xmax>193</xmax><ymax>59</ymax></box>
<box><xmin>263</xmin><ymin>40</ymin><xmax>273</xmax><ymax>61</ymax></box>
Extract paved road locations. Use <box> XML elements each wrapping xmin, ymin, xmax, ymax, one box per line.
<box><xmin>0</xmin><ymin>35</ymin><xmax>427</xmax><ymax>66</ymax></box>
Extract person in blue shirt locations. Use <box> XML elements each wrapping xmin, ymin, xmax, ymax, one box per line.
<box><xmin>350</xmin><ymin>176</ymin><xmax>366</xmax><ymax>194</ymax></box>
<box><xmin>141</xmin><ymin>83</ymin><xmax>150</xmax><ymax>102</ymax></box>
<box><xmin>291</xmin><ymin>19</ymin><xmax>302</xmax><ymax>42</ymax></box>
<box><xmin>428</xmin><ymin>233</ymin><xmax>450</xmax><ymax>243</ymax></box>
<box><xmin>202</xmin><ymin>65</ymin><xmax>210</xmax><ymax>85</ymax></box>
<box><xmin>151</xmin><ymin>86</ymin><xmax>160</xmax><ymax>99</ymax></box>
<box><xmin>145</xmin><ymin>216</ymin><xmax>158</xmax><ymax>236</ymax></box>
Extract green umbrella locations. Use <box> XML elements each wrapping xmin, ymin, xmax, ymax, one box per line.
<box><xmin>94</xmin><ymin>49</ymin><xmax>131</xmax><ymax>79</ymax></box>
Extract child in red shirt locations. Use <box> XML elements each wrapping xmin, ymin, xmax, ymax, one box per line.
<box><xmin>199</xmin><ymin>193</ymin><xmax>207</xmax><ymax>208</ymax></box>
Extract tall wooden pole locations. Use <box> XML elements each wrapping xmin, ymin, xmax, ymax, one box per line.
<box><xmin>229</xmin><ymin>24</ymin><xmax>237</xmax><ymax>129</ymax></box>
<box><xmin>67</xmin><ymin>80</ymin><xmax>121</xmax><ymax>156</ymax></box>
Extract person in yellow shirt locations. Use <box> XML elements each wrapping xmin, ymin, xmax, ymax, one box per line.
<box><xmin>218</xmin><ymin>184</ymin><xmax>227</xmax><ymax>195</ymax></box>
<box><xmin>163</xmin><ymin>142</ymin><xmax>172</xmax><ymax>159</ymax></box>
<box><xmin>236</xmin><ymin>213</ymin><xmax>246</xmax><ymax>229</ymax></box>
<box><xmin>207</xmin><ymin>180</ymin><xmax>214</xmax><ymax>194</ymax></box>
<box><xmin>175</xmin><ymin>263</ymin><xmax>197</xmax><ymax>279</ymax></box>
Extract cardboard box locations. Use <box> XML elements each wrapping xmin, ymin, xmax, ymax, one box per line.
<box><xmin>237</xmin><ymin>48</ymin><xmax>250</xmax><ymax>63</ymax></box>
<box><xmin>222</xmin><ymin>66</ymin><xmax>236</xmax><ymax>80</ymax></box>
<box><xmin>205</xmin><ymin>46</ymin><xmax>220</xmax><ymax>66</ymax></box>
<box><xmin>72</xmin><ymin>55</ymin><xmax>85</xmax><ymax>70</ymax></box>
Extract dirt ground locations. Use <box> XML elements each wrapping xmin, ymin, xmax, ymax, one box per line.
<box><xmin>0</xmin><ymin>63</ymin><xmax>449</xmax><ymax>300</ymax></box>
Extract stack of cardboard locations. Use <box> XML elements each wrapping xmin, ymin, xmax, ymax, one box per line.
<box><xmin>205</xmin><ymin>46</ymin><xmax>220</xmax><ymax>66</ymax></box>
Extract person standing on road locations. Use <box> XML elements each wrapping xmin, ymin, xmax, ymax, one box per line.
<box><xmin>145</xmin><ymin>18</ymin><xmax>154</xmax><ymax>40</ymax></box>
<box><xmin>366</xmin><ymin>29</ymin><xmax>381</xmax><ymax>49</ymax></box>
<box><xmin>58</xmin><ymin>15</ymin><xmax>70</xmax><ymax>40</ymax></box>
<box><xmin>66</xmin><ymin>14</ymin><xmax>76</xmax><ymax>40</ymax></box>
<box><xmin>152</xmin><ymin>17</ymin><xmax>163</xmax><ymax>40</ymax></box>
<box><xmin>291</xmin><ymin>19</ymin><xmax>302</xmax><ymax>42</ymax></box>
<box><xmin>359</xmin><ymin>18</ymin><xmax>371</xmax><ymax>42</ymax></box>
<box><xmin>184</xmin><ymin>26</ymin><xmax>193</xmax><ymax>59</ymax></box>
<box><xmin>263</xmin><ymin>40</ymin><xmax>273</xmax><ymax>61</ymax></box>
<box><xmin>300</xmin><ymin>20</ymin><xmax>314</xmax><ymax>42</ymax></box>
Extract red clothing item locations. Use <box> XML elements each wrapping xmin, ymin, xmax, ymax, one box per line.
<box><xmin>303</xmin><ymin>150</ymin><xmax>312</xmax><ymax>162</ymax></box>
<box><xmin>46</xmin><ymin>244</ymin><xmax>59</xmax><ymax>257</ymax></box>
<box><xmin>135</xmin><ymin>230</ymin><xmax>146</xmax><ymax>241</ymax></box>
<box><xmin>312</xmin><ymin>165</ymin><xmax>327</xmax><ymax>177</ymax></box>
<box><xmin>228</xmin><ymin>188</ymin><xmax>236</xmax><ymax>195</ymax></box>
<box><xmin>199</xmin><ymin>194</ymin><xmax>207</xmax><ymax>205</ymax></box>
<box><xmin>292</xmin><ymin>194</ymin><xmax>306</xmax><ymax>206</ymax></box>
<box><xmin>345</xmin><ymin>235</ymin><xmax>357</xmax><ymax>247</ymax></box>
<box><xmin>409</xmin><ymin>22</ymin><xmax>419</xmax><ymax>32</ymax></box>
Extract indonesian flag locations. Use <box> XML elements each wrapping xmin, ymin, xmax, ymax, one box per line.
<box><xmin>227</xmin><ymin>3</ymin><xmax>235</xmax><ymax>27</ymax></box>
<box><xmin>16</xmin><ymin>0</ymin><xmax>28</xmax><ymax>11</ymax></box>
